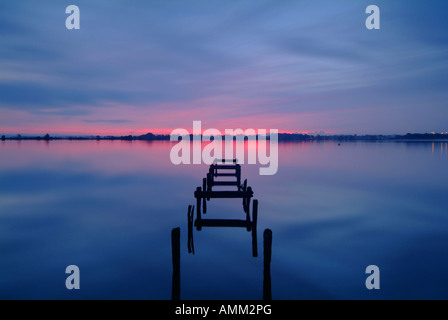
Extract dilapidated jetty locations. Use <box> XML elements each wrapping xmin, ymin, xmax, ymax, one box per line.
<box><xmin>188</xmin><ymin>159</ymin><xmax>259</xmax><ymax>257</ymax></box>
<box><xmin>173</xmin><ymin>161</ymin><xmax>272</xmax><ymax>299</ymax></box>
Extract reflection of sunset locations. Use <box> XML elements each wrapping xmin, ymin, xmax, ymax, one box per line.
<box><xmin>1</xmin><ymin>139</ymin><xmax>448</xmax><ymax>299</ymax></box>
<box><xmin>2</xmin><ymin>140</ymin><xmax>446</xmax><ymax>180</ymax></box>
<box><xmin>0</xmin><ymin>140</ymin><xmax>279</xmax><ymax>177</ymax></box>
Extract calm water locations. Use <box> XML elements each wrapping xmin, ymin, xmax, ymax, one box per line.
<box><xmin>0</xmin><ymin>140</ymin><xmax>447</xmax><ymax>299</ymax></box>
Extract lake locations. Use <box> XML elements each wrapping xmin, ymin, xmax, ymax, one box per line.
<box><xmin>0</xmin><ymin>140</ymin><xmax>447</xmax><ymax>299</ymax></box>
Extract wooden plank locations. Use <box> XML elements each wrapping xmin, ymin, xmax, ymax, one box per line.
<box><xmin>194</xmin><ymin>190</ymin><xmax>253</xmax><ymax>199</ymax></box>
<box><xmin>211</xmin><ymin>181</ymin><xmax>239</xmax><ymax>186</ymax></box>
<box><xmin>195</xmin><ymin>219</ymin><xmax>252</xmax><ymax>228</ymax></box>
<box><xmin>212</xmin><ymin>165</ymin><xmax>239</xmax><ymax>170</ymax></box>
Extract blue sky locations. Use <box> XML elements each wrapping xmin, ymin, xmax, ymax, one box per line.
<box><xmin>0</xmin><ymin>0</ymin><xmax>447</xmax><ymax>135</ymax></box>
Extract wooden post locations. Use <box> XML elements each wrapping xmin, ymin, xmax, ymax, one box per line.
<box><xmin>251</xmin><ymin>199</ymin><xmax>258</xmax><ymax>257</ymax></box>
<box><xmin>246</xmin><ymin>210</ymin><xmax>251</xmax><ymax>232</ymax></box>
<box><xmin>171</xmin><ymin>227</ymin><xmax>180</xmax><ymax>300</ymax></box>
<box><xmin>209</xmin><ymin>165</ymin><xmax>214</xmax><ymax>179</ymax></box>
<box><xmin>263</xmin><ymin>228</ymin><xmax>272</xmax><ymax>300</ymax></box>
<box><xmin>246</xmin><ymin>194</ymin><xmax>252</xmax><ymax>232</ymax></box>
<box><xmin>242</xmin><ymin>179</ymin><xmax>247</xmax><ymax>208</ymax></box>
<box><xmin>196</xmin><ymin>187</ymin><xmax>202</xmax><ymax>230</ymax></box>
<box><xmin>236</xmin><ymin>164</ymin><xmax>241</xmax><ymax>190</ymax></box>
<box><xmin>245</xmin><ymin>187</ymin><xmax>252</xmax><ymax>214</ymax></box>
<box><xmin>206</xmin><ymin>173</ymin><xmax>212</xmax><ymax>200</ymax></box>
<box><xmin>187</xmin><ymin>206</ymin><xmax>195</xmax><ymax>254</ymax></box>
<box><xmin>202</xmin><ymin>178</ymin><xmax>207</xmax><ymax>214</ymax></box>
<box><xmin>206</xmin><ymin>173</ymin><xmax>212</xmax><ymax>194</ymax></box>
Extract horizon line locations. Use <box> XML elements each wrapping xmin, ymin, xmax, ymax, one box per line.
<box><xmin>2</xmin><ymin>131</ymin><xmax>448</xmax><ymax>140</ymax></box>
<box><xmin>2</xmin><ymin>132</ymin><xmax>448</xmax><ymax>136</ymax></box>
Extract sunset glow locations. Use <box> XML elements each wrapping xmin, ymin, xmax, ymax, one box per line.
<box><xmin>1</xmin><ymin>1</ymin><xmax>448</xmax><ymax>136</ymax></box>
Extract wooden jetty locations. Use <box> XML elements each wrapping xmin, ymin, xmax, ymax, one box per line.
<box><xmin>177</xmin><ymin>162</ymin><xmax>273</xmax><ymax>299</ymax></box>
<box><xmin>188</xmin><ymin>159</ymin><xmax>259</xmax><ymax>257</ymax></box>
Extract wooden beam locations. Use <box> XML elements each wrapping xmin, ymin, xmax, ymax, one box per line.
<box><xmin>212</xmin><ymin>165</ymin><xmax>239</xmax><ymax>170</ymax></box>
<box><xmin>211</xmin><ymin>181</ymin><xmax>240</xmax><ymax>186</ymax></box>
<box><xmin>194</xmin><ymin>190</ymin><xmax>253</xmax><ymax>199</ymax></box>
<box><xmin>195</xmin><ymin>219</ymin><xmax>252</xmax><ymax>228</ymax></box>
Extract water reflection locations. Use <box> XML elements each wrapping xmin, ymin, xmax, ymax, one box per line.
<box><xmin>430</xmin><ymin>142</ymin><xmax>448</xmax><ymax>156</ymax></box>
<box><xmin>1</xmin><ymin>140</ymin><xmax>448</xmax><ymax>299</ymax></box>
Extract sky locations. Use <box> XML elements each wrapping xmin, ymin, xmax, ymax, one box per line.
<box><xmin>0</xmin><ymin>0</ymin><xmax>447</xmax><ymax>136</ymax></box>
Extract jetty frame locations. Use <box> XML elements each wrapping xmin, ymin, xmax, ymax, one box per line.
<box><xmin>188</xmin><ymin>159</ymin><xmax>259</xmax><ymax>257</ymax></box>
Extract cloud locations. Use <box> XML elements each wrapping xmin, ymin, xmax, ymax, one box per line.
<box><xmin>0</xmin><ymin>0</ymin><xmax>448</xmax><ymax>134</ymax></box>
<box><xmin>0</xmin><ymin>81</ymin><xmax>131</xmax><ymax>110</ymax></box>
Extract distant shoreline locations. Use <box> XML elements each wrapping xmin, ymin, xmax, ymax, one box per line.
<box><xmin>1</xmin><ymin>132</ymin><xmax>448</xmax><ymax>142</ymax></box>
